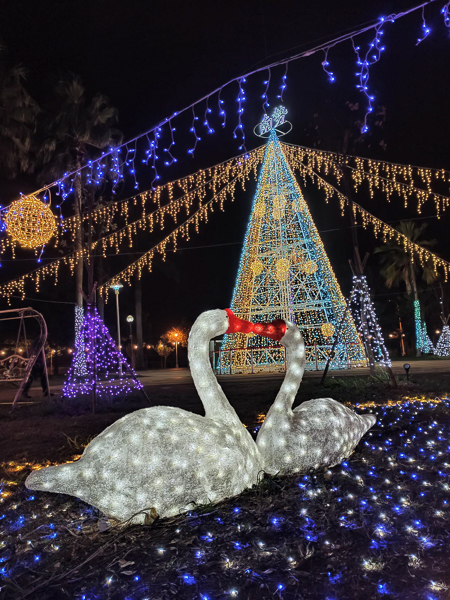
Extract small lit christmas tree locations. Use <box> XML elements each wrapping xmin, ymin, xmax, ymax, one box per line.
<box><xmin>349</xmin><ymin>275</ymin><xmax>391</xmax><ymax>368</ymax></box>
<box><xmin>62</xmin><ymin>304</ymin><xmax>143</xmax><ymax>401</ymax></box>
<box><xmin>435</xmin><ymin>324</ymin><xmax>450</xmax><ymax>357</ymax></box>
<box><xmin>420</xmin><ymin>322</ymin><xmax>434</xmax><ymax>354</ymax></box>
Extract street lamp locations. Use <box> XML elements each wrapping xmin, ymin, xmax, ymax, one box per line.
<box><xmin>127</xmin><ymin>315</ymin><xmax>135</xmax><ymax>369</ymax></box>
<box><xmin>110</xmin><ymin>284</ymin><xmax>123</xmax><ymax>350</ymax></box>
<box><xmin>388</xmin><ymin>299</ymin><xmax>406</xmax><ymax>356</ymax></box>
<box><xmin>110</xmin><ymin>283</ymin><xmax>123</xmax><ymax>374</ymax></box>
<box><xmin>174</xmin><ymin>332</ymin><xmax>179</xmax><ymax>368</ymax></box>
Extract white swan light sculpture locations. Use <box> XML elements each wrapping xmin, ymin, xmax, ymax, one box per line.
<box><xmin>26</xmin><ymin>309</ymin><xmax>264</xmax><ymax>523</ymax></box>
<box><xmin>256</xmin><ymin>319</ymin><xmax>376</xmax><ymax>474</ymax></box>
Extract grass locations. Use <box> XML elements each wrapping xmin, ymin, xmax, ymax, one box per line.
<box><xmin>1</xmin><ymin>374</ymin><xmax>450</xmax><ymax>599</ymax></box>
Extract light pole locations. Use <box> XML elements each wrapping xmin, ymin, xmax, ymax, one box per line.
<box><xmin>127</xmin><ymin>315</ymin><xmax>135</xmax><ymax>369</ymax></box>
<box><xmin>174</xmin><ymin>332</ymin><xmax>179</xmax><ymax>368</ymax></box>
<box><xmin>389</xmin><ymin>299</ymin><xmax>406</xmax><ymax>356</ymax></box>
<box><xmin>110</xmin><ymin>283</ymin><xmax>123</xmax><ymax>374</ymax></box>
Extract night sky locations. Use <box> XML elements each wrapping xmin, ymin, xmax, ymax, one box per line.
<box><xmin>1</xmin><ymin>0</ymin><xmax>450</xmax><ymax>350</ymax></box>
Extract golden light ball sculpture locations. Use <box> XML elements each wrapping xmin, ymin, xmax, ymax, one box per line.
<box><xmin>275</xmin><ymin>257</ymin><xmax>290</xmax><ymax>281</ymax></box>
<box><xmin>302</xmin><ymin>260</ymin><xmax>318</xmax><ymax>275</ymax></box>
<box><xmin>251</xmin><ymin>259</ymin><xmax>264</xmax><ymax>277</ymax></box>
<box><xmin>5</xmin><ymin>196</ymin><xmax>56</xmax><ymax>249</ymax></box>
<box><xmin>321</xmin><ymin>322</ymin><xmax>336</xmax><ymax>338</ymax></box>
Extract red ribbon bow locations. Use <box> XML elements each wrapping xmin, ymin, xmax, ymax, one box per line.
<box><xmin>225</xmin><ymin>309</ymin><xmax>286</xmax><ymax>342</ymax></box>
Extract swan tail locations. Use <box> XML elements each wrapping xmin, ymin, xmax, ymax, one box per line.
<box><xmin>361</xmin><ymin>413</ymin><xmax>377</xmax><ymax>431</ymax></box>
<box><xmin>25</xmin><ymin>462</ymin><xmax>80</xmax><ymax>496</ymax></box>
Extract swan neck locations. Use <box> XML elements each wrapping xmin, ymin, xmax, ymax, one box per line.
<box><xmin>188</xmin><ymin>327</ymin><xmax>241</xmax><ymax>428</ymax></box>
<box><xmin>272</xmin><ymin>343</ymin><xmax>305</xmax><ymax>412</ymax></box>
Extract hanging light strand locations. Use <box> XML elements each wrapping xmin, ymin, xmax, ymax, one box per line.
<box><xmin>282</xmin><ymin>142</ymin><xmax>450</xmax><ymax>217</ymax></box>
<box><xmin>0</xmin><ymin>147</ymin><xmax>264</xmax><ymax>260</ymax></box>
<box><xmin>94</xmin><ymin>147</ymin><xmax>264</xmax><ymax>257</ymax></box>
<box><xmin>285</xmin><ymin>154</ymin><xmax>450</xmax><ymax>280</ymax></box>
<box><xmin>0</xmin><ymin>149</ymin><xmax>264</xmax><ymax>303</ymax></box>
<box><xmin>99</xmin><ymin>166</ymin><xmax>260</xmax><ymax>297</ymax></box>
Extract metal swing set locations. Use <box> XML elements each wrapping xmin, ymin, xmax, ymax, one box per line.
<box><xmin>0</xmin><ymin>307</ymin><xmax>50</xmax><ymax>410</ymax></box>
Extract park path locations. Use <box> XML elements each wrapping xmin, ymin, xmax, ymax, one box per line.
<box><xmin>0</xmin><ymin>358</ymin><xmax>448</xmax><ymax>405</ymax></box>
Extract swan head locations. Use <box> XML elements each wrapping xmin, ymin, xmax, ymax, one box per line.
<box><xmin>279</xmin><ymin>320</ymin><xmax>305</xmax><ymax>353</ymax></box>
<box><xmin>189</xmin><ymin>309</ymin><xmax>230</xmax><ymax>342</ymax></box>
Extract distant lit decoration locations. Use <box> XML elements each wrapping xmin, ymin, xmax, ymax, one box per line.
<box><xmin>221</xmin><ymin>126</ymin><xmax>366</xmax><ymax>373</ymax></box>
<box><xmin>256</xmin><ymin>319</ymin><xmax>376</xmax><ymax>474</ymax></box>
<box><xmin>434</xmin><ymin>324</ymin><xmax>450</xmax><ymax>357</ymax></box>
<box><xmin>255</xmin><ymin>106</ymin><xmax>292</xmax><ymax>138</ymax></box>
<box><xmin>420</xmin><ymin>322</ymin><xmax>434</xmax><ymax>355</ymax></box>
<box><xmin>26</xmin><ymin>310</ymin><xmax>264</xmax><ymax>524</ymax></box>
<box><xmin>349</xmin><ymin>275</ymin><xmax>391</xmax><ymax>368</ymax></box>
<box><xmin>414</xmin><ymin>300</ymin><xmax>422</xmax><ymax>353</ymax></box>
<box><xmin>62</xmin><ymin>305</ymin><xmax>142</xmax><ymax>400</ymax></box>
<box><xmin>321</xmin><ymin>323</ymin><xmax>335</xmax><ymax>338</ymax></box>
<box><xmin>5</xmin><ymin>196</ymin><xmax>55</xmax><ymax>249</ymax></box>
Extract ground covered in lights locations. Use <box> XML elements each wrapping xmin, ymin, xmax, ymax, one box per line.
<box><xmin>2</xmin><ymin>398</ymin><xmax>450</xmax><ymax>600</ymax></box>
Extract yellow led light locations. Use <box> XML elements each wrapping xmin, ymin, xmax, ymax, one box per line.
<box><xmin>5</xmin><ymin>196</ymin><xmax>56</xmax><ymax>249</ymax></box>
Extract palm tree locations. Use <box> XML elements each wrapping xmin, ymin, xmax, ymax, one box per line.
<box><xmin>374</xmin><ymin>221</ymin><xmax>437</xmax><ymax>356</ymax></box>
<box><xmin>37</xmin><ymin>75</ymin><xmax>122</xmax><ymax>307</ymax></box>
<box><xmin>0</xmin><ymin>47</ymin><xmax>38</xmax><ymax>177</ymax></box>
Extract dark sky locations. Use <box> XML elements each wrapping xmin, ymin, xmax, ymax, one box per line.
<box><xmin>1</xmin><ymin>0</ymin><xmax>450</xmax><ymax>347</ymax></box>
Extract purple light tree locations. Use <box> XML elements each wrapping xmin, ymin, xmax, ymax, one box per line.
<box><xmin>62</xmin><ymin>304</ymin><xmax>144</xmax><ymax>409</ymax></box>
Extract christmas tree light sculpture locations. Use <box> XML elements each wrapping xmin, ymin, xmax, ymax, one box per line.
<box><xmin>62</xmin><ymin>304</ymin><xmax>143</xmax><ymax>400</ymax></box>
<box><xmin>435</xmin><ymin>324</ymin><xmax>450</xmax><ymax>357</ymax></box>
<box><xmin>414</xmin><ymin>300</ymin><xmax>423</xmax><ymax>354</ymax></box>
<box><xmin>349</xmin><ymin>275</ymin><xmax>391</xmax><ymax>368</ymax></box>
<box><xmin>221</xmin><ymin>110</ymin><xmax>366</xmax><ymax>372</ymax></box>
<box><xmin>73</xmin><ymin>306</ymin><xmax>87</xmax><ymax>377</ymax></box>
<box><xmin>420</xmin><ymin>322</ymin><xmax>434</xmax><ymax>354</ymax></box>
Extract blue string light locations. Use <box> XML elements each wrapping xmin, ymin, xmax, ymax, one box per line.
<box><xmin>261</xmin><ymin>68</ymin><xmax>271</xmax><ymax>112</ymax></box>
<box><xmin>352</xmin><ymin>17</ymin><xmax>387</xmax><ymax>133</ymax></box>
<box><xmin>203</xmin><ymin>99</ymin><xmax>215</xmax><ymax>135</ymax></box>
<box><xmin>276</xmin><ymin>64</ymin><xmax>288</xmax><ymax>100</ymax></box>
<box><xmin>3</xmin><ymin>1</ymin><xmax>448</xmax><ymax>209</ymax></box>
<box><xmin>188</xmin><ymin>106</ymin><xmax>201</xmax><ymax>156</ymax></box>
<box><xmin>416</xmin><ymin>6</ymin><xmax>432</xmax><ymax>44</ymax></box>
<box><xmin>321</xmin><ymin>48</ymin><xmax>336</xmax><ymax>83</ymax></box>
<box><xmin>443</xmin><ymin>2</ymin><xmax>450</xmax><ymax>28</ymax></box>
<box><xmin>233</xmin><ymin>77</ymin><xmax>247</xmax><ymax>152</ymax></box>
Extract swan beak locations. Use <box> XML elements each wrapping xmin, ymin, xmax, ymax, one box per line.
<box><xmin>225</xmin><ymin>309</ymin><xmax>254</xmax><ymax>334</ymax></box>
<box><xmin>224</xmin><ymin>309</ymin><xmax>286</xmax><ymax>342</ymax></box>
<box><xmin>252</xmin><ymin>319</ymin><xmax>286</xmax><ymax>342</ymax></box>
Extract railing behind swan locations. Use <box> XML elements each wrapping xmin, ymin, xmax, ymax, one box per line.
<box><xmin>214</xmin><ymin>343</ymin><xmax>367</xmax><ymax>374</ymax></box>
